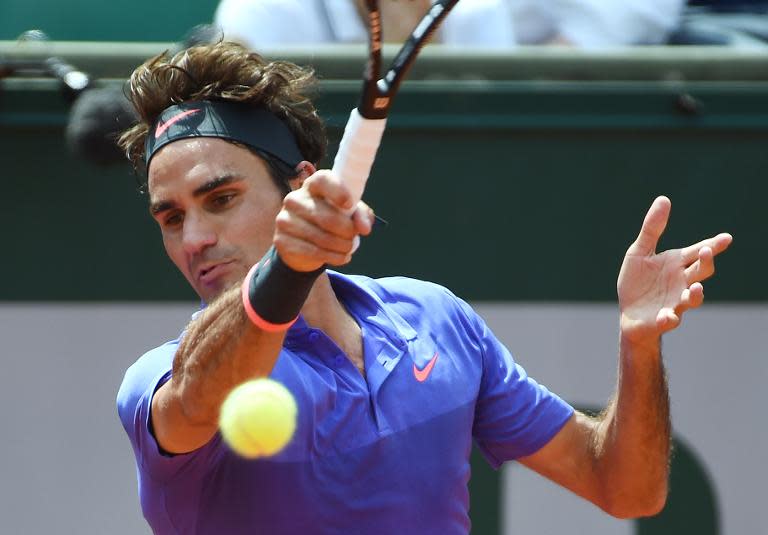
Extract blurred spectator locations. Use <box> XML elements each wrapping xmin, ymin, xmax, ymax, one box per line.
<box><xmin>213</xmin><ymin>0</ymin><xmax>686</xmax><ymax>50</ymax></box>
<box><xmin>687</xmin><ymin>0</ymin><xmax>768</xmax><ymax>12</ymax></box>
<box><xmin>670</xmin><ymin>0</ymin><xmax>768</xmax><ymax>46</ymax></box>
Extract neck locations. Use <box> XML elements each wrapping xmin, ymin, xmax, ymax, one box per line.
<box><xmin>302</xmin><ymin>272</ymin><xmax>365</xmax><ymax>374</ymax></box>
<box><xmin>301</xmin><ymin>272</ymin><xmax>344</xmax><ymax>330</ymax></box>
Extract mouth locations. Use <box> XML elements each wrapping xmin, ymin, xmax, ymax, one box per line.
<box><xmin>197</xmin><ymin>261</ymin><xmax>235</xmax><ymax>285</ymax></box>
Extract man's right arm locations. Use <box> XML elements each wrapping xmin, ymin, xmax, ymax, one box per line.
<box><xmin>150</xmin><ymin>169</ymin><xmax>375</xmax><ymax>456</ymax></box>
<box><xmin>151</xmin><ymin>285</ymin><xmax>286</xmax><ymax>455</ymax></box>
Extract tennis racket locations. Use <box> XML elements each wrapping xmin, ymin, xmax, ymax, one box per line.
<box><xmin>332</xmin><ymin>0</ymin><xmax>460</xmax><ymax>207</ymax></box>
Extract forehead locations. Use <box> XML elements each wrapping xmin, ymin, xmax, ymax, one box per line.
<box><xmin>147</xmin><ymin>137</ymin><xmax>267</xmax><ymax>199</ymax></box>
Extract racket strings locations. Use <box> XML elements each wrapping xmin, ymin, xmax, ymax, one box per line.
<box><xmin>371</xmin><ymin>0</ymin><xmax>459</xmax><ymax>97</ymax></box>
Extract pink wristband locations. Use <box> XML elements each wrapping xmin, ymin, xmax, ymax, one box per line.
<box><xmin>241</xmin><ymin>263</ymin><xmax>298</xmax><ymax>332</ymax></box>
<box><xmin>240</xmin><ymin>247</ymin><xmax>323</xmax><ymax>332</ymax></box>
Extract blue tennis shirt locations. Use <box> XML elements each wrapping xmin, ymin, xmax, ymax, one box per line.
<box><xmin>117</xmin><ymin>272</ymin><xmax>573</xmax><ymax>534</ymax></box>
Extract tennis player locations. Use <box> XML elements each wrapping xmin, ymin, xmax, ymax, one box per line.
<box><xmin>116</xmin><ymin>42</ymin><xmax>732</xmax><ymax>534</ymax></box>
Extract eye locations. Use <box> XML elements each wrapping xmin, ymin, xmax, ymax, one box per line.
<box><xmin>163</xmin><ymin>212</ymin><xmax>184</xmax><ymax>228</ymax></box>
<box><xmin>210</xmin><ymin>193</ymin><xmax>236</xmax><ymax>209</ymax></box>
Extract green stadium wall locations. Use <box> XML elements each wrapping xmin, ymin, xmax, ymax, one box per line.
<box><xmin>1</xmin><ymin>0</ymin><xmax>219</xmax><ymax>42</ymax></box>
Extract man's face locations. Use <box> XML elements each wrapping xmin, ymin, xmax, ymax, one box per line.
<box><xmin>147</xmin><ymin>138</ymin><xmax>285</xmax><ymax>302</ymax></box>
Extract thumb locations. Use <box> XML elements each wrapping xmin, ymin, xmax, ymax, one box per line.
<box><xmin>656</xmin><ymin>307</ymin><xmax>680</xmax><ymax>333</ymax></box>
<box><xmin>631</xmin><ymin>196</ymin><xmax>671</xmax><ymax>256</ymax></box>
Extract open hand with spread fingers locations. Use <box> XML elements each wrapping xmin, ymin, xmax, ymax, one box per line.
<box><xmin>617</xmin><ymin>196</ymin><xmax>732</xmax><ymax>346</ymax></box>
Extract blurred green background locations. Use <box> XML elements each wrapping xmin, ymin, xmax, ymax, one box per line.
<box><xmin>1</xmin><ymin>0</ymin><xmax>219</xmax><ymax>41</ymax></box>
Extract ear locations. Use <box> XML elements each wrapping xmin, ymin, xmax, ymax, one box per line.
<box><xmin>288</xmin><ymin>161</ymin><xmax>316</xmax><ymax>191</ymax></box>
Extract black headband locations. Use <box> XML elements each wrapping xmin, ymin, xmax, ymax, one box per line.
<box><xmin>144</xmin><ymin>100</ymin><xmax>305</xmax><ymax>169</ymax></box>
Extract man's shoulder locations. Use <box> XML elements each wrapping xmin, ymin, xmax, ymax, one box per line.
<box><xmin>125</xmin><ymin>339</ymin><xmax>179</xmax><ymax>380</ymax></box>
<box><xmin>350</xmin><ymin>274</ymin><xmax>456</xmax><ymax>303</ymax></box>
<box><xmin>345</xmin><ymin>273</ymin><xmax>474</xmax><ymax>323</ymax></box>
<box><xmin>116</xmin><ymin>339</ymin><xmax>179</xmax><ymax>423</ymax></box>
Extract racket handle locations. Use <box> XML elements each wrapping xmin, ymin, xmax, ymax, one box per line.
<box><xmin>332</xmin><ymin>108</ymin><xmax>387</xmax><ymax>209</ymax></box>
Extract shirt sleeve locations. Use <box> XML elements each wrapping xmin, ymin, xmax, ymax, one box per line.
<box><xmin>451</xmin><ymin>295</ymin><xmax>574</xmax><ymax>468</ymax></box>
<box><xmin>116</xmin><ymin>342</ymin><xmax>217</xmax><ymax>483</ymax></box>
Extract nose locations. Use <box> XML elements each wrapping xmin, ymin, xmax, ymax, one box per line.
<box><xmin>182</xmin><ymin>212</ymin><xmax>218</xmax><ymax>256</ymax></box>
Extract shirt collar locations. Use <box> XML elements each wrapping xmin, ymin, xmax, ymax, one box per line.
<box><xmin>284</xmin><ymin>270</ymin><xmax>418</xmax><ymax>348</ymax></box>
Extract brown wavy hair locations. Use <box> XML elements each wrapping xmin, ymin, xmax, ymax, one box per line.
<box><xmin>118</xmin><ymin>42</ymin><xmax>326</xmax><ymax>186</ymax></box>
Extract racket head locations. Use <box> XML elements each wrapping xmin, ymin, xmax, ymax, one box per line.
<box><xmin>359</xmin><ymin>0</ymin><xmax>384</xmax><ymax>118</ymax></box>
<box><xmin>357</xmin><ymin>0</ymin><xmax>460</xmax><ymax>120</ymax></box>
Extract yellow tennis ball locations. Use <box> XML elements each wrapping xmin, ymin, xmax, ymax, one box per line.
<box><xmin>219</xmin><ymin>378</ymin><xmax>298</xmax><ymax>459</ymax></box>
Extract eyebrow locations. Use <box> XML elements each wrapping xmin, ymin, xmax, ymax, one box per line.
<box><xmin>149</xmin><ymin>174</ymin><xmax>243</xmax><ymax>216</ymax></box>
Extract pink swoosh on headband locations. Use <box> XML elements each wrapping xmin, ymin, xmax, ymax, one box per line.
<box><xmin>155</xmin><ymin>109</ymin><xmax>201</xmax><ymax>139</ymax></box>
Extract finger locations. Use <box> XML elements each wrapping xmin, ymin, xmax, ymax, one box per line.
<box><xmin>681</xmin><ymin>233</ymin><xmax>733</xmax><ymax>263</ymax></box>
<box><xmin>351</xmin><ymin>202</ymin><xmax>375</xmax><ymax>237</ymax></box>
<box><xmin>687</xmin><ymin>282</ymin><xmax>705</xmax><ymax>309</ymax></box>
<box><xmin>684</xmin><ymin>246</ymin><xmax>715</xmax><ymax>284</ymax></box>
<box><xmin>349</xmin><ymin>203</ymin><xmax>376</xmax><ymax>254</ymax></box>
<box><xmin>675</xmin><ymin>282</ymin><xmax>705</xmax><ymax>316</ymax></box>
<box><xmin>274</xmin><ymin>233</ymin><xmax>352</xmax><ymax>268</ymax></box>
<box><xmin>275</xmin><ymin>210</ymin><xmax>357</xmax><ymax>255</ymax></box>
<box><xmin>305</xmin><ymin>171</ymin><xmax>355</xmax><ymax>211</ymax></box>
<box><xmin>656</xmin><ymin>306</ymin><xmax>680</xmax><ymax>332</ymax></box>
<box><xmin>282</xmin><ymin>193</ymin><xmax>358</xmax><ymax>240</ymax></box>
<box><xmin>632</xmin><ymin>196</ymin><xmax>671</xmax><ymax>256</ymax></box>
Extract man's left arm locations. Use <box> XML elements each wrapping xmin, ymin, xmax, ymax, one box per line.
<box><xmin>518</xmin><ymin>196</ymin><xmax>732</xmax><ymax>518</ymax></box>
